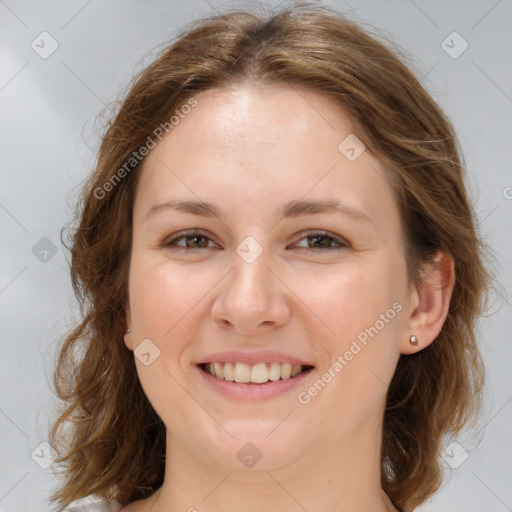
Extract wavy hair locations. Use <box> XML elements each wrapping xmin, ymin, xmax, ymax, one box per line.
<box><xmin>49</xmin><ymin>3</ymin><xmax>490</xmax><ymax>511</ymax></box>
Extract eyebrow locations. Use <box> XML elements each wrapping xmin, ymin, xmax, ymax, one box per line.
<box><xmin>145</xmin><ymin>198</ymin><xmax>370</xmax><ymax>222</ymax></box>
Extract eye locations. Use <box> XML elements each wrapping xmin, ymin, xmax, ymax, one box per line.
<box><xmin>162</xmin><ymin>229</ymin><xmax>349</xmax><ymax>251</ymax></box>
<box><xmin>292</xmin><ymin>231</ymin><xmax>349</xmax><ymax>251</ymax></box>
<box><xmin>163</xmin><ymin>230</ymin><xmax>217</xmax><ymax>249</ymax></box>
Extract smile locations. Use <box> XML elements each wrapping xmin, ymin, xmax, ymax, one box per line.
<box><xmin>199</xmin><ymin>362</ymin><xmax>313</xmax><ymax>384</ymax></box>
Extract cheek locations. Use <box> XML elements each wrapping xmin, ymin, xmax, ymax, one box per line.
<box><xmin>129</xmin><ymin>257</ymin><xmax>209</xmax><ymax>339</ymax></box>
<box><xmin>295</xmin><ymin>259</ymin><xmax>406</xmax><ymax>412</ymax></box>
<box><xmin>127</xmin><ymin>259</ymin><xmax>206</xmax><ymax>418</ymax></box>
<box><xmin>293</xmin><ymin>261</ymin><xmax>404</xmax><ymax>351</ymax></box>
<box><xmin>289</xmin><ymin>262</ymin><xmax>405</xmax><ymax>442</ymax></box>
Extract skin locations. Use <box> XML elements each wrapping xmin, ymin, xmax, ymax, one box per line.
<box><xmin>121</xmin><ymin>83</ymin><xmax>454</xmax><ymax>512</ymax></box>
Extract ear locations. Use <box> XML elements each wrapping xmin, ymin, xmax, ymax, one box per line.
<box><xmin>401</xmin><ymin>250</ymin><xmax>455</xmax><ymax>355</ymax></box>
<box><xmin>124</xmin><ymin>303</ymin><xmax>134</xmax><ymax>351</ymax></box>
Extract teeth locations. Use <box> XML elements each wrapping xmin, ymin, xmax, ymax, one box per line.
<box><xmin>234</xmin><ymin>362</ymin><xmax>251</xmax><ymax>383</ymax></box>
<box><xmin>291</xmin><ymin>364</ymin><xmax>302</xmax><ymax>377</ymax></box>
<box><xmin>214</xmin><ymin>362</ymin><xmax>223</xmax><ymax>379</ymax></box>
<box><xmin>203</xmin><ymin>362</ymin><xmax>308</xmax><ymax>383</ymax></box>
<box><xmin>269</xmin><ymin>362</ymin><xmax>281</xmax><ymax>381</ymax></box>
<box><xmin>280</xmin><ymin>363</ymin><xmax>291</xmax><ymax>380</ymax></box>
<box><xmin>223</xmin><ymin>362</ymin><xmax>234</xmax><ymax>381</ymax></box>
<box><xmin>251</xmin><ymin>363</ymin><xmax>269</xmax><ymax>383</ymax></box>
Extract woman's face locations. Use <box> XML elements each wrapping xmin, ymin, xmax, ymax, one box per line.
<box><xmin>125</xmin><ymin>84</ymin><xmax>413</xmax><ymax>472</ymax></box>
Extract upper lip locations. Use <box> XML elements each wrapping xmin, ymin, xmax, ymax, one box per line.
<box><xmin>196</xmin><ymin>350</ymin><xmax>314</xmax><ymax>367</ymax></box>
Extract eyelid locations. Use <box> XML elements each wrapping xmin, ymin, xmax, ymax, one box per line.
<box><xmin>291</xmin><ymin>229</ymin><xmax>349</xmax><ymax>250</ymax></box>
<box><xmin>163</xmin><ymin>228</ymin><xmax>218</xmax><ymax>248</ymax></box>
<box><xmin>162</xmin><ymin>229</ymin><xmax>350</xmax><ymax>251</ymax></box>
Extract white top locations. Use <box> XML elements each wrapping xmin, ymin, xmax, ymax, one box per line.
<box><xmin>63</xmin><ymin>495</ymin><xmax>122</xmax><ymax>511</ymax></box>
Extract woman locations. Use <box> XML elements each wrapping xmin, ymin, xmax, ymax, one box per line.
<box><xmin>50</xmin><ymin>3</ymin><xmax>489</xmax><ymax>511</ymax></box>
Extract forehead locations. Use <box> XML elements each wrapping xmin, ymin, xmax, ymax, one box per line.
<box><xmin>133</xmin><ymin>84</ymin><xmax>399</xmax><ymax>232</ymax></box>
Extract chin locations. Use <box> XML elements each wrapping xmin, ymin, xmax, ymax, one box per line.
<box><xmin>191</xmin><ymin>418</ymin><xmax>313</xmax><ymax>472</ymax></box>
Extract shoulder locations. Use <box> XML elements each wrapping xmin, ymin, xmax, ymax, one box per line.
<box><xmin>63</xmin><ymin>495</ymin><xmax>122</xmax><ymax>512</ymax></box>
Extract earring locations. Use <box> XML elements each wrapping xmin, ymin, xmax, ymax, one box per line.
<box><xmin>126</xmin><ymin>328</ymin><xmax>130</xmax><ymax>334</ymax></box>
<box><xmin>409</xmin><ymin>335</ymin><xmax>419</xmax><ymax>346</ymax></box>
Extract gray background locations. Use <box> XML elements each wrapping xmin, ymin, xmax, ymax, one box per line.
<box><xmin>0</xmin><ymin>1</ymin><xmax>510</xmax><ymax>511</ymax></box>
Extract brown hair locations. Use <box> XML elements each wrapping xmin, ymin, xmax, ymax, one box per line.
<box><xmin>49</xmin><ymin>3</ymin><xmax>490</xmax><ymax>511</ymax></box>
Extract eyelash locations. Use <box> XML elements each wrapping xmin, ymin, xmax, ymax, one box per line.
<box><xmin>162</xmin><ymin>229</ymin><xmax>349</xmax><ymax>252</ymax></box>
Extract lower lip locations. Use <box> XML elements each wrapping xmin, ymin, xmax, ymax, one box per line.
<box><xmin>195</xmin><ymin>365</ymin><xmax>315</xmax><ymax>400</ymax></box>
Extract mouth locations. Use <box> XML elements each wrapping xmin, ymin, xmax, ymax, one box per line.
<box><xmin>198</xmin><ymin>361</ymin><xmax>314</xmax><ymax>384</ymax></box>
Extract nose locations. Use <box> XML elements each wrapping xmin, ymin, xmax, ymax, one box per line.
<box><xmin>210</xmin><ymin>244</ymin><xmax>290</xmax><ymax>336</ymax></box>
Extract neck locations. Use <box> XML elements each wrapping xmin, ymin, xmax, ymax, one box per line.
<box><xmin>152</xmin><ymin>420</ymin><xmax>397</xmax><ymax>512</ymax></box>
